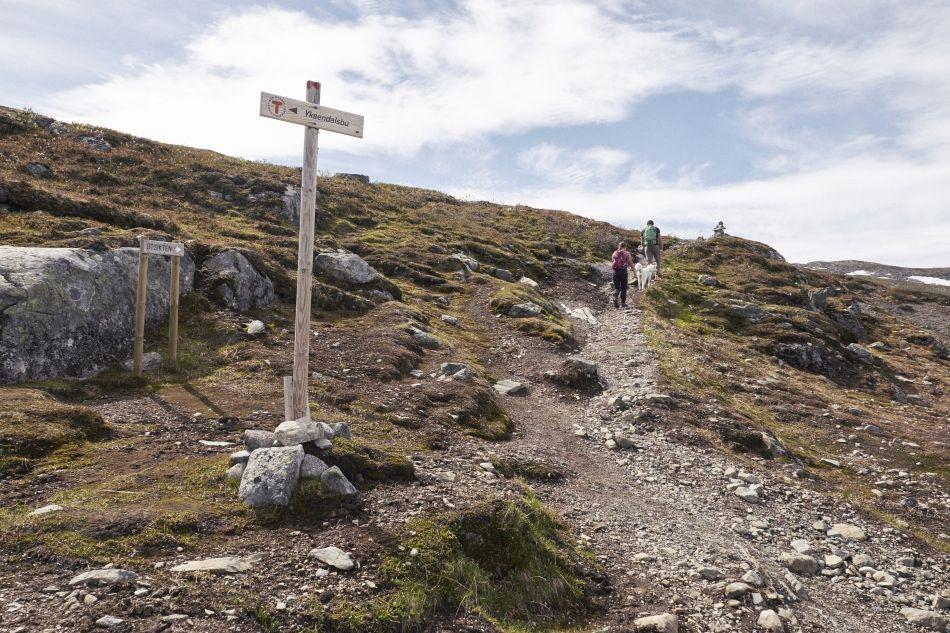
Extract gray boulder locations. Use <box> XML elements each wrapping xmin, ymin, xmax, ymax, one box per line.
<box><xmin>243</xmin><ymin>430</ymin><xmax>276</xmax><ymax>451</ymax></box>
<box><xmin>633</xmin><ymin>613</ymin><xmax>678</xmax><ymax>632</ymax></box>
<box><xmin>490</xmin><ymin>267</ymin><xmax>515</xmax><ymax>282</ymax></box>
<box><xmin>336</xmin><ymin>173</ymin><xmax>370</xmax><ymax>183</ymax></box>
<box><xmin>225</xmin><ymin>463</ymin><xmax>245</xmax><ymax>482</ymax></box>
<box><xmin>900</xmin><ymin>608</ymin><xmax>946</xmax><ymax>631</ymax></box>
<box><xmin>274</xmin><ymin>418</ymin><xmax>324</xmax><ymax>446</ymax></box>
<box><xmin>78</xmin><ymin>135</ymin><xmax>111</xmax><ymax>152</ymax></box>
<box><xmin>280</xmin><ymin>185</ymin><xmax>300</xmax><ymax>225</ymax></box>
<box><xmin>238</xmin><ymin>445</ymin><xmax>305</xmax><ymax>507</ymax></box>
<box><xmin>121</xmin><ymin>351</ymin><xmax>163</xmax><ymax>373</ymax></box>
<box><xmin>507</xmin><ymin>302</ymin><xmax>543</xmax><ymax>318</ymax></box>
<box><xmin>809</xmin><ymin>287</ymin><xmax>836</xmax><ymax>310</ymax></box>
<box><xmin>408</xmin><ymin>326</ymin><xmax>443</xmax><ymax>349</ymax></box>
<box><xmin>846</xmin><ymin>343</ymin><xmax>874</xmax><ymax>364</ymax></box>
<box><xmin>547</xmin><ymin>356</ymin><xmax>600</xmax><ymax>389</ymax></box>
<box><xmin>331</xmin><ymin>422</ymin><xmax>352</xmax><ymax>439</ymax></box>
<box><xmin>780</xmin><ymin>552</ymin><xmax>818</xmax><ymax>576</ymax></box>
<box><xmin>300</xmin><ymin>454</ymin><xmax>329</xmax><ymax>479</ymax></box>
<box><xmin>314</xmin><ymin>249</ymin><xmax>378</xmax><ymax>284</ymax></box>
<box><xmin>451</xmin><ymin>253</ymin><xmax>479</xmax><ymax>271</ymax></box>
<box><xmin>728</xmin><ymin>301</ymin><xmax>765</xmax><ymax>322</ymax></box>
<box><xmin>697</xmin><ymin>274</ymin><xmax>719</xmax><ymax>287</ymax></box>
<box><xmin>493</xmin><ymin>379</ymin><xmax>527</xmax><ymax>396</ymax></box>
<box><xmin>69</xmin><ymin>569</ymin><xmax>138</xmax><ymax>586</ymax></box>
<box><xmin>321</xmin><ymin>466</ymin><xmax>357</xmax><ymax>496</ymax></box>
<box><xmin>25</xmin><ymin>162</ymin><xmax>52</xmax><ymax>178</ymax></box>
<box><xmin>439</xmin><ymin>362</ymin><xmax>468</xmax><ymax>377</ymax></box>
<box><xmin>200</xmin><ymin>250</ymin><xmax>275</xmax><ymax>313</ymax></box>
<box><xmin>830</xmin><ymin>304</ymin><xmax>867</xmax><ymax>341</ymax></box>
<box><xmin>0</xmin><ymin>246</ymin><xmax>194</xmax><ymax>383</ymax></box>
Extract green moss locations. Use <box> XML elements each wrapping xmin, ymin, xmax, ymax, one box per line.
<box><xmin>0</xmin><ymin>455</ymin><xmax>239</xmax><ymax>564</ymax></box>
<box><xmin>0</xmin><ymin>388</ymin><xmax>111</xmax><ymax>474</ymax></box>
<box><xmin>324</xmin><ymin>438</ymin><xmax>416</xmax><ymax>486</ymax></box>
<box><xmin>318</xmin><ymin>492</ymin><xmax>599</xmax><ymax>632</ymax></box>
<box><xmin>491</xmin><ymin>457</ymin><xmax>565</xmax><ymax>482</ymax></box>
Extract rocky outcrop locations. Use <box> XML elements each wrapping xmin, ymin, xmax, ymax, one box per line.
<box><xmin>311</xmin><ymin>249</ymin><xmax>402</xmax><ymax>313</ymax></box>
<box><xmin>315</xmin><ymin>249</ymin><xmax>379</xmax><ymax>284</ymax></box>
<box><xmin>200</xmin><ymin>250</ymin><xmax>275</xmax><ymax>313</ymax></box>
<box><xmin>0</xmin><ymin>246</ymin><xmax>194</xmax><ymax>383</ymax></box>
<box><xmin>280</xmin><ymin>185</ymin><xmax>300</xmax><ymax>225</ymax></box>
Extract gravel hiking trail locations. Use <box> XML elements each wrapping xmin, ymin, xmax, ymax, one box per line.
<box><xmin>479</xmin><ymin>267</ymin><xmax>944</xmax><ymax>632</ymax></box>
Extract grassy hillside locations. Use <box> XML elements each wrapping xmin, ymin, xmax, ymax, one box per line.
<box><xmin>642</xmin><ymin>236</ymin><xmax>949</xmax><ymax>549</ymax></box>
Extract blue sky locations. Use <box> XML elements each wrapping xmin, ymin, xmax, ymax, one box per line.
<box><xmin>2</xmin><ymin>0</ymin><xmax>949</xmax><ymax>266</ymax></box>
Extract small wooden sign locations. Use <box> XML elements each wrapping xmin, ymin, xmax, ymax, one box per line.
<box><xmin>132</xmin><ymin>237</ymin><xmax>185</xmax><ymax>376</ymax></box>
<box><xmin>142</xmin><ymin>240</ymin><xmax>185</xmax><ymax>257</ymax></box>
<box><xmin>259</xmin><ymin>91</ymin><xmax>364</xmax><ymax>137</ymax></box>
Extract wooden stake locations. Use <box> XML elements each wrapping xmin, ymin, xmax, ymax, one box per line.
<box><xmin>167</xmin><ymin>255</ymin><xmax>180</xmax><ymax>370</ymax></box>
<box><xmin>133</xmin><ymin>236</ymin><xmax>149</xmax><ymax>377</ymax></box>
<box><xmin>282</xmin><ymin>375</ymin><xmax>294</xmax><ymax>422</ymax></box>
<box><xmin>290</xmin><ymin>80</ymin><xmax>321</xmax><ymax>420</ymax></box>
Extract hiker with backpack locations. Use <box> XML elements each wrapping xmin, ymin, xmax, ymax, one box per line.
<box><xmin>610</xmin><ymin>241</ymin><xmax>635</xmax><ymax>308</ymax></box>
<box><xmin>642</xmin><ymin>220</ymin><xmax>663</xmax><ymax>277</ymax></box>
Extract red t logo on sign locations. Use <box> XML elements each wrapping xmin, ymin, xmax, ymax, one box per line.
<box><xmin>268</xmin><ymin>97</ymin><xmax>285</xmax><ymax>116</ymax></box>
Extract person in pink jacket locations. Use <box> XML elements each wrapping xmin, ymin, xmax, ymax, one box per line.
<box><xmin>610</xmin><ymin>241</ymin><xmax>635</xmax><ymax>308</ymax></box>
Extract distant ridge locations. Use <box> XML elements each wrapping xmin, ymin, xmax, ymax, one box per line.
<box><xmin>804</xmin><ymin>259</ymin><xmax>950</xmax><ymax>286</ymax></box>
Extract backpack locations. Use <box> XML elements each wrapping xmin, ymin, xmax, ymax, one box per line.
<box><xmin>643</xmin><ymin>225</ymin><xmax>659</xmax><ymax>245</ymax></box>
<box><xmin>612</xmin><ymin>250</ymin><xmax>628</xmax><ymax>270</ymax></box>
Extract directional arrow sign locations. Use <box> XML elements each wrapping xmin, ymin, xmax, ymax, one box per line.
<box><xmin>142</xmin><ymin>240</ymin><xmax>185</xmax><ymax>257</ymax></box>
<box><xmin>259</xmin><ymin>91</ymin><xmax>363</xmax><ymax>138</ymax></box>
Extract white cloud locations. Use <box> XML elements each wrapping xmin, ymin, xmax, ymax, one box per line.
<box><xmin>37</xmin><ymin>2</ymin><xmax>715</xmax><ymax>158</ymax></box>
<box><xmin>517</xmin><ymin>143</ymin><xmax>631</xmax><ymax>185</ymax></box>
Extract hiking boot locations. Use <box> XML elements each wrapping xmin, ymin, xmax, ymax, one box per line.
<box><xmin>613</xmin><ymin>296</ymin><xmax>619</xmax><ymax>308</ymax></box>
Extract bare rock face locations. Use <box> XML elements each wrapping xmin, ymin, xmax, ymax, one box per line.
<box><xmin>200</xmin><ymin>249</ymin><xmax>275</xmax><ymax>313</ymax></box>
<box><xmin>0</xmin><ymin>246</ymin><xmax>194</xmax><ymax>383</ymax></box>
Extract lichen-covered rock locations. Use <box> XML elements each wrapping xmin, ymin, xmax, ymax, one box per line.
<box><xmin>280</xmin><ymin>185</ymin><xmax>300</xmax><ymax>225</ymax></box>
<box><xmin>0</xmin><ymin>246</ymin><xmax>194</xmax><ymax>383</ymax></box>
<box><xmin>321</xmin><ymin>465</ymin><xmax>357</xmax><ymax>496</ymax></box>
<box><xmin>300</xmin><ymin>454</ymin><xmax>329</xmax><ymax>479</ymax></box>
<box><xmin>314</xmin><ymin>249</ymin><xmax>379</xmax><ymax>284</ymax></box>
<box><xmin>238</xmin><ymin>445</ymin><xmax>305</xmax><ymax>507</ymax></box>
<box><xmin>408</xmin><ymin>326</ymin><xmax>443</xmax><ymax>349</ymax></box>
<box><xmin>243</xmin><ymin>429</ymin><xmax>276</xmax><ymax>451</ymax></box>
<box><xmin>507</xmin><ymin>302</ymin><xmax>543</xmax><ymax>318</ymax></box>
<box><xmin>200</xmin><ymin>249</ymin><xmax>275</xmax><ymax>313</ymax></box>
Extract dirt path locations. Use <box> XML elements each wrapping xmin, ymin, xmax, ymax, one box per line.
<box><xmin>483</xmin><ymin>274</ymin><xmax>945</xmax><ymax>632</ymax></box>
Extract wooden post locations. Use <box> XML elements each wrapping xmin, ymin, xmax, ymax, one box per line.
<box><xmin>167</xmin><ymin>255</ymin><xmax>180</xmax><ymax>370</ymax></box>
<box><xmin>133</xmin><ymin>236</ymin><xmax>149</xmax><ymax>377</ymax></box>
<box><xmin>282</xmin><ymin>375</ymin><xmax>294</xmax><ymax>422</ymax></box>
<box><xmin>290</xmin><ymin>80</ymin><xmax>321</xmax><ymax>420</ymax></box>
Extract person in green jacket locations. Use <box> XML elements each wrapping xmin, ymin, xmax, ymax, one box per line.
<box><xmin>641</xmin><ymin>220</ymin><xmax>663</xmax><ymax>277</ymax></box>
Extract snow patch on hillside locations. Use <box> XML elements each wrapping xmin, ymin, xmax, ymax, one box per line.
<box><xmin>909</xmin><ymin>275</ymin><xmax>950</xmax><ymax>286</ymax></box>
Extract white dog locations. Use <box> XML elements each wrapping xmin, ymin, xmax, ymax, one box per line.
<box><xmin>635</xmin><ymin>262</ymin><xmax>657</xmax><ymax>290</ymax></box>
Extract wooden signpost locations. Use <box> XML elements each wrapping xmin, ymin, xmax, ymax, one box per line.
<box><xmin>133</xmin><ymin>237</ymin><xmax>186</xmax><ymax>376</ymax></box>
<box><xmin>259</xmin><ymin>82</ymin><xmax>364</xmax><ymax>420</ymax></box>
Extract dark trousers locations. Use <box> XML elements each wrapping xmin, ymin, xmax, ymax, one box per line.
<box><xmin>612</xmin><ymin>268</ymin><xmax>629</xmax><ymax>305</ymax></box>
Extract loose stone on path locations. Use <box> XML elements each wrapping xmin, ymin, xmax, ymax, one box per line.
<box><xmin>170</xmin><ymin>556</ymin><xmax>257</xmax><ymax>574</ymax></box>
<box><xmin>310</xmin><ymin>546</ymin><xmax>354</xmax><ymax>571</ymax></box>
